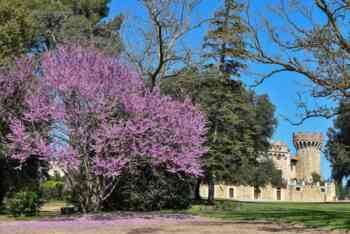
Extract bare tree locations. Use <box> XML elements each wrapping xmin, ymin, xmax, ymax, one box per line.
<box><xmin>246</xmin><ymin>0</ymin><xmax>350</xmax><ymax>123</ymax></box>
<box><xmin>123</xmin><ymin>0</ymin><xmax>209</xmax><ymax>90</ymax></box>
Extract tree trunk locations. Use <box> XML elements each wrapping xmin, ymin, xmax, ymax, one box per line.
<box><xmin>194</xmin><ymin>178</ymin><xmax>202</xmax><ymax>201</ymax></box>
<box><xmin>208</xmin><ymin>173</ymin><xmax>215</xmax><ymax>204</ymax></box>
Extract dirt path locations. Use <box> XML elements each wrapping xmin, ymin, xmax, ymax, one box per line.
<box><xmin>0</xmin><ymin>213</ymin><xmax>347</xmax><ymax>234</ymax></box>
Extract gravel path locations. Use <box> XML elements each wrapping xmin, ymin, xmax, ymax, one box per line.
<box><xmin>0</xmin><ymin>213</ymin><xmax>347</xmax><ymax>234</ymax></box>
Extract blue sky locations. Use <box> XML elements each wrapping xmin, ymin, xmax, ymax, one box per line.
<box><xmin>107</xmin><ymin>0</ymin><xmax>334</xmax><ymax>179</ymax></box>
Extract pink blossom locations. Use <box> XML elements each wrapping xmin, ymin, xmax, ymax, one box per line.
<box><xmin>3</xmin><ymin>45</ymin><xmax>207</xmax><ymax>212</ymax></box>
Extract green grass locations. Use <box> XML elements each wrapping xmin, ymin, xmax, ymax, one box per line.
<box><xmin>184</xmin><ymin>200</ymin><xmax>350</xmax><ymax>230</ymax></box>
<box><xmin>0</xmin><ymin>200</ymin><xmax>66</xmax><ymax>222</ymax></box>
<box><xmin>2</xmin><ymin>200</ymin><xmax>350</xmax><ymax>230</ymax></box>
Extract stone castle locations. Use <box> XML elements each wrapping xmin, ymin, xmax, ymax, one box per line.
<box><xmin>200</xmin><ymin>132</ymin><xmax>337</xmax><ymax>202</ymax></box>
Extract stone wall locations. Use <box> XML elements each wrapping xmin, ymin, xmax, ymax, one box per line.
<box><xmin>200</xmin><ymin>183</ymin><xmax>336</xmax><ymax>202</ymax></box>
<box><xmin>287</xmin><ymin>185</ymin><xmax>325</xmax><ymax>202</ymax></box>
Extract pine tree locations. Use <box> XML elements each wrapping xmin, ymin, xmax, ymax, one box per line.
<box><xmin>326</xmin><ymin>100</ymin><xmax>350</xmax><ymax>187</ymax></box>
<box><xmin>0</xmin><ymin>0</ymin><xmax>123</xmax><ymax>65</ymax></box>
<box><xmin>0</xmin><ymin>0</ymin><xmax>38</xmax><ymax>66</ymax></box>
<box><xmin>203</xmin><ymin>0</ymin><xmax>249</xmax><ymax>78</ymax></box>
<box><xmin>161</xmin><ymin>68</ymin><xmax>277</xmax><ymax>203</ymax></box>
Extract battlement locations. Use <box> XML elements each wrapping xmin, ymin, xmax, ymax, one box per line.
<box><xmin>270</xmin><ymin>141</ymin><xmax>289</xmax><ymax>152</ymax></box>
<box><xmin>293</xmin><ymin>132</ymin><xmax>323</xmax><ymax>150</ymax></box>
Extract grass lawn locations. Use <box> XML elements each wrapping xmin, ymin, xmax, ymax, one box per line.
<box><xmin>0</xmin><ymin>201</ymin><xmax>66</xmax><ymax>222</ymax></box>
<box><xmin>185</xmin><ymin>200</ymin><xmax>350</xmax><ymax>230</ymax></box>
<box><xmin>2</xmin><ymin>200</ymin><xmax>350</xmax><ymax>231</ymax></box>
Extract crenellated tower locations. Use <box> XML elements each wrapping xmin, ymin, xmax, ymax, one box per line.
<box><xmin>293</xmin><ymin>132</ymin><xmax>323</xmax><ymax>180</ymax></box>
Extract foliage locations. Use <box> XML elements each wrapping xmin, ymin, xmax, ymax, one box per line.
<box><xmin>161</xmin><ymin>68</ymin><xmax>277</xmax><ymax>202</ymax></box>
<box><xmin>326</xmin><ymin>99</ymin><xmax>350</xmax><ymax>185</ymax></box>
<box><xmin>6</xmin><ymin>191</ymin><xmax>43</xmax><ymax>217</ymax></box>
<box><xmin>270</xmin><ymin>169</ymin><xmax>285</xmax><ymax>188</ymax></box>
<box><xmin>250</xmin><ymin>160</ymin><xmax>283</xmax><ymax>189</ymax></box>
<box><xmin>0</xmin><ymin>0</ymin><xmax>122</xmax><ymax>66</ymax></box>
<box><xmin>31</xmin><ymin>0</ymin><xmax>123</xmax><ymax>53</ymax></box>
<box><xmin>5</xmin><ymin>45</ymin><xmax>207</xmax><ymax>213</ymax></box>
<box><xmin>0</xmin><ymin>0</ymin><xmax>38</xmax><ymax>66</ymax></box>
<box><xmin>0</xmin><ymin>60</ymin><xmax>46</xmax><ymax>205</ymax></box>
<box><xmin>311</xmin><ymin>172</ymin><xmax>322</xmax><ymax>184</ymax></box>
<box><xmin>203</xmin><ymin>0</ymin><xmax>249</xmax><ymax>77</ymax></box>
<box><xmin>42</xmin><ymin>180</ymin><xmax>65</xmax><ymax>201</ymax></box>
<box><xmin>0</xmin><ymin>0</ymin><xmax>120</xmax><ymax>205</ymax></box>
<box><xmin>0</xmin><ymin>156</ymin><xmax>43</xmax><ymax>206</ymax></box>
<box><xmin>105</xmin><ymin>162</ymin><xmax>193</xmax><ymax>211</ymax></box>
<box><xmin>335</xmin><ymin>183</ymin><xmax>349</xmax><ymax>200</ymax></box>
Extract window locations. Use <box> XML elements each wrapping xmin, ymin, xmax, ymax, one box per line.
<box><xmin>296</xmin><ymin>187</ymin><xmax>301</xmax><ymax>191</ymax></box>
<box><xmin>276</xmin><ymin>188</ymin><xmax>281</xmax><ymax>200</ymax></box>
<box><xmin>229</xmin><ymin>188</ymin><xmax>234</xmax><ymax>198</ymax></box>
<box><xmin>320</xmin><ymin>188</ymin><xmax>325</xmax><ymax>193</ymax></box>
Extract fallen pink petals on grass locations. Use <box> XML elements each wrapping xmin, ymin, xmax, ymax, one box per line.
<box><xmin>0</xmin><ymin>213</ymin><xmax>202</xmax><ymax>233</ymax></box>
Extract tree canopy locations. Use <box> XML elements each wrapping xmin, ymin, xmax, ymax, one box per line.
<box><xmin>0</xmin><ymin>0</ymin><xmax>122</xmax><ymax>66</ymax></box>
<box><xmin>203</xmin><ymin>0</ymin><xmax>249</xmax><ymax>78</ymax></box>
<box><xmin>4</xmin><ymin>45</ymin><xmax>207</xmax><ymax>212</ymax></box>
<box><xmin>161</xmin><ymin>68</ymin><xmax>278</xmax><ymax>202</ymax></box>
<box><xmin>326</xmin><ymin>100</ymin><xmax>350</xmax><ymax>185</ymax></box>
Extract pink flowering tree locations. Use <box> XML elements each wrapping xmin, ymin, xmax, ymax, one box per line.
<box><xmin>5</xmin><ymin>46</ymin><xmax>207</xmax><ymax>212</ymax></box>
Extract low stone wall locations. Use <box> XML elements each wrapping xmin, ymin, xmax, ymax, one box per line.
<box><xmin>200</xmin><ymin>183</ymin><xmax>336</xmax><ymax>202</ymax></box>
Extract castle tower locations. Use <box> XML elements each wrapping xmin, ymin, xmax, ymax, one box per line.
<box><xmin>293</xmin><ymin>132</ymin><xmax>323</xmax><ymax>180</ymax></box>
<box><xmin>269</xmin><ymin>142</ymin><xmax>292</xmax><ymax>180</ymax></box>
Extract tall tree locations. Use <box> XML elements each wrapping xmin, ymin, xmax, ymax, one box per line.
<box><xmin>326</xmin><ymin>100</ymin><xmax>350</xmax><ymax>186</ymax></box>
<box><xmin>124</xmin><ymin>0</ymin><xmax>207</xmax><ymax>90</ymax></box>
<box><xmin>161</xmin><ymin>68</ymin><xmax>277</xmax><ymax>203</ymax></box>
<box><xmin>0</xmin><ymin>0</ymin><xmax>123</xmax><ymax>65</ymax></box>
<box><xmin>0</xmin><ymin>0</ymin><xmax>38</xmax><ymax>66</ymax></box>
<box><xmin>31</xmin><ymin>0</ymin><xmax>123</xmax><ymax>53</ymax></box>
<box><xmin>247</xmin><ymin>0</ymin><xmax>350</xmax><ymax>122</ymax></box>
<box><xmin>203</xmin><ymin>0</ymin><xmax>249</xmax><ymax>78</ymax></box>
<box><xmin>5</xmin><ymin>46</ymin><xmax>207</xmax><ymax>212</ymax></box>
<box><xmin>0</xmin><ymin>0</ymin><xmax>123</xmax><ymax>203</ymax></box>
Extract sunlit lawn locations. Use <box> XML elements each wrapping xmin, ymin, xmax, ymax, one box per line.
<box><xmin>2</xmin><ymin>200</ymin><xmax>350</xmax><ymax>231</ymax></box>
<box><xmin>185</xmin><ymin>200</ymin><xmax>350</xmax><ymax>230</ymax></box>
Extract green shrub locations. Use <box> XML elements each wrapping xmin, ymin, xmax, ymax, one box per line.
<box><xmin>7</xmin><ymin>191</ymin><xmax>43</xmax><ymax>216</ymax></box>
<box><xmin>42</xmin><ymin>180</ymin><xmax>65</xmax><ymax>201</ymax></box>
<box><xmin>312</xmin><ymin>172</ymin><xmax>322</xmax><ymax>184</ymax></box>
<box><xmin>104</xmin><ymin>163</ymin><xmax>194</xmax><ymax>211</ymax></box>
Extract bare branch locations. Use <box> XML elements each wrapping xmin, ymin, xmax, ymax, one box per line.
<box><xmin>124</xmin><ymin>0</ymin><xmax>208</xmax><ymax>90</ymax></box>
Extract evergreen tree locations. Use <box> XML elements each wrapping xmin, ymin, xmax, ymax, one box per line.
<box><xmin>0</xmin><ymin>0</ymin><xmax>38</xmax><ymax>66</ymax></box>
<box><xmin>326</xmin><ymin>100</ymin><xmax>350</xmax><ymax>186</ymax></box>
<box><xmin>161</xmin><ymin>68</ymin><xmax>278</xmax><ymax>203</ymax></box>
<box><xmin>31</xmin><ymin>0</ymin><xmax>123</xmax><ymax>53</ymax></box>
<box><xmin>203</xmin><ymin>0</ymin><xmax>249</xmax><ymax>78</ymax></box>
<box><xmin>174</xmin><ymin>0</ymin><xmax>276</xmax><ymax>203</ymax></box>
<box><xmin>0</xmin><ymin>0</ymin><xmax>123</xmax><ymax>65</ymax></box>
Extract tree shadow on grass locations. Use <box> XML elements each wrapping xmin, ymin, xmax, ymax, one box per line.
<box><xmin>212</xmin><ymin>208</ymin><xmax>350</xmax><ymax>230</ymax></box>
